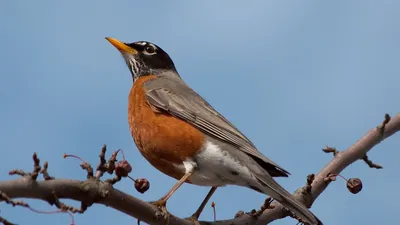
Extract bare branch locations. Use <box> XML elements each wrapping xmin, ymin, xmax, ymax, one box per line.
<box><xmin>95</xmin><ymin>145</ymin><xmax>118</xmax><ymax>179</ymax></box>
<box><xmin>322</xmin><ymin>146</ymin><xmax>338</xmax><ymax>156</ymax></box>
<box><xmin>95</xmin><ymin>144</ymin><xmax>109</xmax><ymax>178</ymax></box>
<box><xmin>40</xmin><ymin>161</ymin><xmax>55</xmax><ymax>180</ymax></box>
<box><xmin>1</xmin><ymin>190</ymin><xmax>29</xmax><ymax>208</ymax></box>
<box><xmin>0</xmin><ymin>178</ymin><xmax>194</xmax><ymax>225</ymax></box>
<box><xmin>362</xmin><ymin>155</ymin><xmax>383</xmax><ymax>169</ymax></box>
<box><xmin>51</xmin><ymin>191</ymin><xmax>86</xmax><ymax>213</ymax></box>
<box><xmin>0</xmin><ymin>216</ymin><xmax>17</xmax><ymax>225</ymax></box>
<box><xmin>8</xmin><ymin>170</ymin><xmax>27</xmax><ymax>177</ymax></box>
<box><xmin>0</xmin><ymin>113</ymin><xmax>399</xmax><ymax>225</ymax></box>
<box><xmin>237</xmin><ymin>113</ymin><xmax>400</xmax><ymax>225</ymax></box>
<box><xmin>8</xmin><ymin>153</ymin><xmax>41</xmax><ymax>180</ymax></box>
<box><xmin>378</xmin><ymin>113</ymin><xmax>391</xmax><ymax>134</ymax></box>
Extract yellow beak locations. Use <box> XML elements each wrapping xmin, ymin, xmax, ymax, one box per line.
<box><xmin>105</xmin><ymin>37</ymin><xmax>138</xmax><ymax>54</ymax></box>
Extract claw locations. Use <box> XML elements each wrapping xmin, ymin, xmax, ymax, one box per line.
<box><xmin>184</xmin><ymin>215</ymin><xmax>201</xmax><ymax>225</ymax></box>
<box><xmin>149</xmin><ymin>199</ymin><xmax>170</xmax><ymax>223</ymax></box>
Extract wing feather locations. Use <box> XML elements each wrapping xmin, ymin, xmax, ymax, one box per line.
<box><xmin>143</xmin><ymin>76</ymin><xmax>290</xmax><ymax>177</ymax></box>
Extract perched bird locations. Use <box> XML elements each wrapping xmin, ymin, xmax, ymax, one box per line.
<box><xmin>105</xmin><ymin>37</ymin><xmax>322</xmax><ymax>225</ymax></box>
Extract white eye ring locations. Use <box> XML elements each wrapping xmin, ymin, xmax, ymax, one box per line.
<box><xmin>143</xmin><ymin>44</ymin><xmax>157</xmax><ymax>55</ymax></box>
<box><xmin>145</xmin><ymin>45</ymin><xmax>155</xmax><ymax>53</ymax></box>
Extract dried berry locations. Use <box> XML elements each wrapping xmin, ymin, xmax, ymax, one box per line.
<box><xmin>347</xmin><ymin>178</ymin><xmax>363</xmax><ymax>194</ymax></box>
<box><xmin>135</xmin><ymin>178</ymin><xmax>150</xmax><ymax>193</ymax></box>
<box><xmin>115</xmin><ymin>160</ymin><xmax>132</xmax><ymax>177</ymax></box>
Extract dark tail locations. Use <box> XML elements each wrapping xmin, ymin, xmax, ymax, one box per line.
<box><xmin>255</xmin><ymin>175</ymin><xmax>323</xmax><ymax>225</ymax></box>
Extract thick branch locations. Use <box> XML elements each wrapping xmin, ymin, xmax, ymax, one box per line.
<box><xmin>216</xmin><ymin>113</ymin><xmax>400</xmax><ymax>224</ymax></box>
<box><xmin>1</xmin><ymin>113</ymin><xmax>399</xmax><ymax>225</ymax></box>
<box><xmin>0</xmin><ymin>178</ymin><xmax>194</xmax><ymax>225</ymax></box>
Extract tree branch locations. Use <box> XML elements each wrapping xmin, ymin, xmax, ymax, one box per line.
<box><xmin>0</xmin><ymin>113</ymin><xmax>399</xmax><ymax>225</ymax></box>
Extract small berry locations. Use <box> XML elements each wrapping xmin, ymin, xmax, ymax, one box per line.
<box><xmin>115</xmin><ymin>160</ymin><xmax>132</xmax><ymax>177</ymax></box>
<box><xmin>135</xmin><ymin>178</ymin><xmax>150</xmax><ymax>193</ymax></box>
<box><xmin>347</xmin><ymin>178</ymin><xmax>363</xmax><ymax>194</ymax></box>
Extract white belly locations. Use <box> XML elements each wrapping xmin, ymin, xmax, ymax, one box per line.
<box><xmin>181</xmin><ymin>140</ymin><xmax>254</xmax><ymax>187</ymax></box>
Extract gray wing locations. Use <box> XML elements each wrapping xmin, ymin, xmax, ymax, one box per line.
<box><xmin>143</xmin><ymin>75</ymin><xmax>290</xmax><ymax>177</ymax></box>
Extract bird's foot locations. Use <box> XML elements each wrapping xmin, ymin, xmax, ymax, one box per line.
<box><xmin>184</xmin><ymin>215</ymin><xmax>201</xmax><ymax>225</ymax></box>
<box><xmin>149</xmin><ymin>199</ymin><xmax>170</xmax><ymax>222</ymax></box>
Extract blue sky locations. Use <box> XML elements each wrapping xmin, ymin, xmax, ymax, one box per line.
<box><xmin>1</xmin><ymin>1</ymin><xmax>400</xmax><ymax>225</ymax></box>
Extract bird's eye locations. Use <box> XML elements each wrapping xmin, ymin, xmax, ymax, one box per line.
<box><xmin>145</xmin><ymin>45</ymin><xmax>155</xmax><ymax>54</ymax></box>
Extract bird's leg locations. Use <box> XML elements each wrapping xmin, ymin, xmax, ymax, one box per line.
<box><xmin>149</xmin><ymin>171</ymin><xmax>194</xmax><ymax>220</ymax></box>
<box><xmin>186</xmin><ymin>186</ymin><xmax>218</xmax><ymax>222</ymax></box>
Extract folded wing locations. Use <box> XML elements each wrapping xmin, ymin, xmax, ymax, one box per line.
<box><xmin>143</xmin><ymin>75</ymin><xmax>289</xmax><ymax>177</ymax></box>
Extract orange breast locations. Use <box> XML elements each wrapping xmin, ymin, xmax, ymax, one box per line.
<box><xmin>128</xmin><ymin>75</ymin><xmax>205</xmax><ymax>180</ymax></box>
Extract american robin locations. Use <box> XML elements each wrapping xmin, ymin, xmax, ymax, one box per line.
<box><xmin>105</xmin><ymin>37</ymin><xmax>322</xmax><ymax>225</ymax></box>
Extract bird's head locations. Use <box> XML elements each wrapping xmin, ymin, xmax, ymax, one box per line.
<box><xmin>106</xmin><ymin>37</ymin><xmax>177</xmax><ymax>81</ymax></box>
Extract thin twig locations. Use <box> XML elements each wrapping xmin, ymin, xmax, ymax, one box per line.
<box><xmin>52</xmin><ymin>191</ymin><xmax>86</xmax><ymax>214</ymax></box>
<box><xmin>0</xmin><ymin>216</ymin><xmax>17</xmax><ymax>225</ymax></box>
<box><xmin>40</xmin><ymin>161</ymin><xmax>55</xmax><ymax>180</ymax></box>
<box><xmin>31</xmin><ymin>152</ymin><xmax>41</xmax><ymax>180</ymax></box>
<box><xmin>95</xmin><ymin>144</ymin><xmax>108</xmax><ymax>178</ymax></box>
<box><xmin>362</xmin><ymin>155</ymin><xmax>383</xmax><ymax>169</ymax></box>
<box><xmin>322</xmin><ymin>146</ymin><xmax>338</xmax><ymax>156</ymax></box>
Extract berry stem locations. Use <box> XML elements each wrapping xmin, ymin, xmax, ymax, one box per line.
<box><xmin>116</xmin><ymin>149</ymin><xmax>126</xmax><ymax>160</ymax></box>
<box><xmin>63</xmin><ymin>154</ymin><xmax>87</xmax><ymax>164</ymax></box>
<box><xmin>128</xmin><ymin>175</ymin><xmax>136</xmax><ymax>182</ymax></box>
